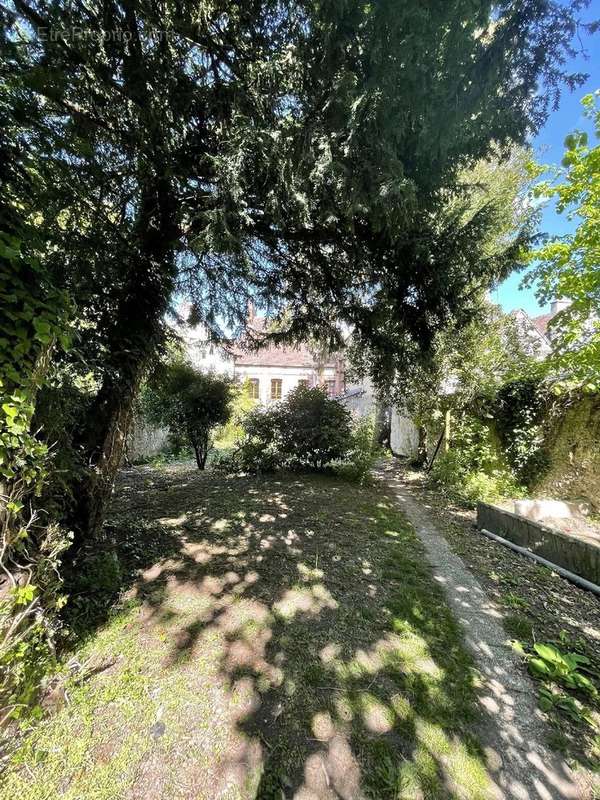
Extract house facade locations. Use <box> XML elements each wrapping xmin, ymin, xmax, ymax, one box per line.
<box><xmin>232</xmin><ymin>315</ymin><xmax>345</xmax><ymax>403</ymax></box>
<box><xmin>510</xmin><ymin>298</ymin><xmax>573</xmax><ymax>361</ymax></box>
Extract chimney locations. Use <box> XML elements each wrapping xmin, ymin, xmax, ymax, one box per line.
<box><xmin>550</xmin><ymin>298</ymin><xmax>571</xmax><ymax>315</ymax></box>
<box><xmin>247</xmin><ymin>300</ymin><xmax>255</xmax><ymax>323</ymax></box>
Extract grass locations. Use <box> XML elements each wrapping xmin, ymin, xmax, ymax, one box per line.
<box><xmin>2</xmin><ymin>467</ymin><xmax>492</xmax><ymax>799</ymax></box>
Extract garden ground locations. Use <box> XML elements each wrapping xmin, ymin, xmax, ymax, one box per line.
<box><xmin>1</xmin><ymin>463</ymin><xmax>597</xmax><ymax>799</ymax></box>
<box><xmin>393</xmin><ymin>465</ymin><xmax>600</xmax><ymax>779</ymax></box>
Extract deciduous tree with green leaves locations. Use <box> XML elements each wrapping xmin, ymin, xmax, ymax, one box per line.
<box><xmin>142</xmin><ymin>364</ymin><xmax>233</xmax><ymax>470</ymax></box>
<box><xmin>527</xmin><ymin>91</ymin><xmax>600</xmax><ymax>390</ymax></box>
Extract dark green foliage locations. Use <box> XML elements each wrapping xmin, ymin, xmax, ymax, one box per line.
<box><xmin>492</xmin><ymin>377</ymin><xmax>551</xmax><ymax>485</ymax></box>
<box><xmin>142</xmin><ymin>363</ymin><xmax>233</xmax><ymax>469</ymax></box>
<box><xmin>429</xmin><ymin>414</ymin><xmax>526</xmax><ymax>507</ymax></box>
<box><xmin>280</xmin><ymin>386</ymin><xmax>352</xmax><ymax>469</ymax></box>
<box><xmin>71</xmin><ymin>551</ymin><xmax>122</xmax><ymax>597</ymax></box>
<box><xmin>237</xmin><ymin>405</ymin><xmax>285</xmax><ymax>473</ymax></box>
<box><xmin>335</xmin><ymin>415</ymin><xmax>379</xmax><ymax>484</ymax></box>
<box><xmin>223</xmin><ymin>386</ymin><xmax>352</xmax><ymax>473</ymax></box>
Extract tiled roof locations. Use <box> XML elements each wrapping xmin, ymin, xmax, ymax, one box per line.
<box><xmin>232</xmin><ymin>317</ymin><xmax>336</xmax><ymax>368</ymax></box>
<box><xmin>234</xmin><ymin>343</ymin><xmax>326</xmax><ymax>367</ymax></box>
<box><xmin>531</xmin><ymin>313</ymin><xmax>554</xmax><ymax>337</ymax></box>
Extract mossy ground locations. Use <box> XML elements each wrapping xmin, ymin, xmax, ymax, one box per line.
<box><xmin>2</xmin><ymin>466</ymin><xmax>492</xmax><ymax>799</ymax></box>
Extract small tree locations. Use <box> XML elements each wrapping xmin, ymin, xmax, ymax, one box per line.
<box><xmin>143</xmin><ymin>364</ymin><xmax>233</xmax><ymax>470</ymax></box>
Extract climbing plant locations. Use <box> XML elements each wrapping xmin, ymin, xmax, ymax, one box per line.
<box><xmin>0</xmin><ymin>230</ymin><xmax>71</xmax><ymax>728</ymax></box>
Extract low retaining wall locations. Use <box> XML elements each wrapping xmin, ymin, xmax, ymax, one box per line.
<box><xmin>477</xmin><ymin>502</ymin><xmax>600</xmax><ymax>585</ymax></box>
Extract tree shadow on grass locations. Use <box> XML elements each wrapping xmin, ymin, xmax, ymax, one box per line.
<box><xmin>51</xmin><ymin>463</ymin><xmax>576</xmax><ymax>799</ymax></box>
<box><xmin>103</xmin><ymin>465</ymin><xmax>489</xmax><ymax>798</ymax></box>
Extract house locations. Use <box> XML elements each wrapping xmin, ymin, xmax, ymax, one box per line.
<box><xmin>511</xmin><ymin>298</ymin><xmax>573</xmax><ymax>360</ymax></box>
<box><xmin>182</xmin><ymin>320</ymin><xmax>234</xmax><ymax>376</ymax></box>
<box><xmin>232</xmin><ymin>313</ymin><xmax>345</xmax><ymax>403</ymax></box>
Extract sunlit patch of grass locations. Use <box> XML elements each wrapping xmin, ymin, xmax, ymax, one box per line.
<box><xmin>4</xmin><ymin>585</ymin><xmax>247</xmax><ymax>798</ymax></box>
<box><xmin>4</xmin><ymin>469</ymin><xmax>493</xmax><ymax>800</ymax></box>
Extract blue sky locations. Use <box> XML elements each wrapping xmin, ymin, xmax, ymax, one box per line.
<box><xmin>492</xmin><ymin>1</ymin><xmax>599</xmax><ymax>317</ymax></box>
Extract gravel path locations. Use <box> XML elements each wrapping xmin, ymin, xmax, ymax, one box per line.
<box><xmin>377</xmin><ymin>460</ymin><xmax>587</xmax><ymax>800</ymax></box>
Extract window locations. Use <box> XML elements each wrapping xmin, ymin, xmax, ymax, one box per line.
<box><xmin>326</xmin><ymin>380</ymin><xmax>336</xmax><ymax>397</ymax></box>
<box><xmin>271</xmin><ymin>378</ymin><xmax>282</xmax><ymax>400</ymax></box>
<box><xmin>298</xmin><ymin>379</ymin><xmax>309</xmax><ymax>389</ymax></box>
<box><xmin>248</xmin><ymin>378</ymin><xmax>260</xmax><ymax>399</ymax></box>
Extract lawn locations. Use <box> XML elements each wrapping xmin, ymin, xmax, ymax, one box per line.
<box><xmin>2</xmin><ymin>466</ymin><xmax>492</xmax><ymax>799</ymax></box>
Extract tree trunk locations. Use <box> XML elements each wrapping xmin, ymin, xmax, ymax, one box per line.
<box><xmin>191</xmin><ymin>433</ymin><xmax>209</xmax><ymax>470</ymax></box>
<box><xmin>192</xmin><ymin>444</ymin><xmax>202</xmax><ymax>470</ymax></box>
<box><xmin>414</xmin><ymin>425</ymin><xmax>428</xmax><ymax>468</ymax></box>
<box><xmin>373</xmin><ymin>398</ymin><xmax>390</xmax><ymax>448</ymax></box>
<box><xmin>66</xmin><ymin>2</ymin><xmax>183</xmax><ymax>544</ymax></box>
<box><xmin>69</xmin><ymin>174</ymin><xmax>179</xmax><ymax>542</ymax></box>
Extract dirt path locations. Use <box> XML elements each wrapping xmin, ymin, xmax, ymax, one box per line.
<box><xmin>377</xmin><ymin>460</ymin><xmax>587</xmax><ymax>800</ymax></box>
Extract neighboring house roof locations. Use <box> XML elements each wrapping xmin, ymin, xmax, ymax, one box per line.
<box><xmin>234</xmin><ymin>342</ymin><xmax>330</xmax><ymax>368</ymax></box>
<box><xmin>511</xmin><ymin>308</ymin><xmax>552</xmax><ymax>359</ymax></box>
<box><xmin>232</xmin><ymin>316</ymin><xmax>336</xmax><ymax>369</ymax></box>
<box><xmin>531</xmin><ymin>312</ymin><xmax>554</xmax><ymax>337</ymax></box>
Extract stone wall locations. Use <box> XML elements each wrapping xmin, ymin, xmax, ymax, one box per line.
<box><xmin>127</xmin><ymin>418</ymin><xmax>169</xmax><ymax>461</ymax></box>
<box><xmin>339</xmin><ymin>387</ymin><xmax>375</xmax><ymax>418</ymax></box>
<box><xmin>534</xmin><ymin>394</ymin><xmax>600</xmax><ymax>510</ymax></box>
<box><xmin>390</xmin><ymin>409</ymin><xmax>420</xmax><ymax>459</ymax></box>
<box><xmin>477</xmin><ymin>502</ymin><xmax>600</xmax><ymax>585</ymax></box>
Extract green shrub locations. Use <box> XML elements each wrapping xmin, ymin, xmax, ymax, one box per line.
<box><xmin>213</xmin><ymin>405</ymin><xmax>284</xmax><ymax>473</ymax></box>
<box><xmin>335</xmin><ymin>415</ymin><xmax>379</xmax><ymax>484</ymax></box>
<box><xmin>491</xmin><ymin>377</ymin><xmax>550</xmax><ymax>485</ymax></box>
<box><xmin>431</xmin><ymin>452</ymin><xmax>525</xmax><ymax>507</ymax></box>
<box><xmin>71</xmin><ymin>551</ymin><xmax>122</xmax><ymax>595</ymax></box>
<box><xmin>211</xmin><ymin>447</ymin><xmax>242</xmax><ymax>473</ymax></box>
<box><xmin>280</xmin><ymin>386</ymin><xmax>352</xmax><ymax>469</ymax></box>
<box><xmin>216</xmin><ymin>386</ymin><xmax>352</xmax><ymax>474</ymax></box>
<box><xmin>429</xmin><ymin>413</ymin><xmax>525</xmax><ymax>506</ymax></box>
<box><xmin>141</xmin><ymin>362</ymin><xmax>233</xmax><ymax>469</ymax></box>
<box><xmin>461</xmin><ymin>469</ymin><xmax>526</xmax><ymax>506</ymax></box>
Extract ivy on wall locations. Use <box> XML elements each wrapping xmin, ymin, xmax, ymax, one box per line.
<box><xmin>0</xmin><ymin>232</ymin><xmax>72</xmax><ymax>728</ymax></box>
<box><xmin>491</xmin><ymin>377</ymin><xmax>551</xmax><ymax>487</ymax></box>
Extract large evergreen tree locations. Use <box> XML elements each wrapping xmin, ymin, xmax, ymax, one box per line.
<box><xmin>1</xmin><ymin>0</ymin><xmax>594</xmax><ymax>539</ymax></box>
